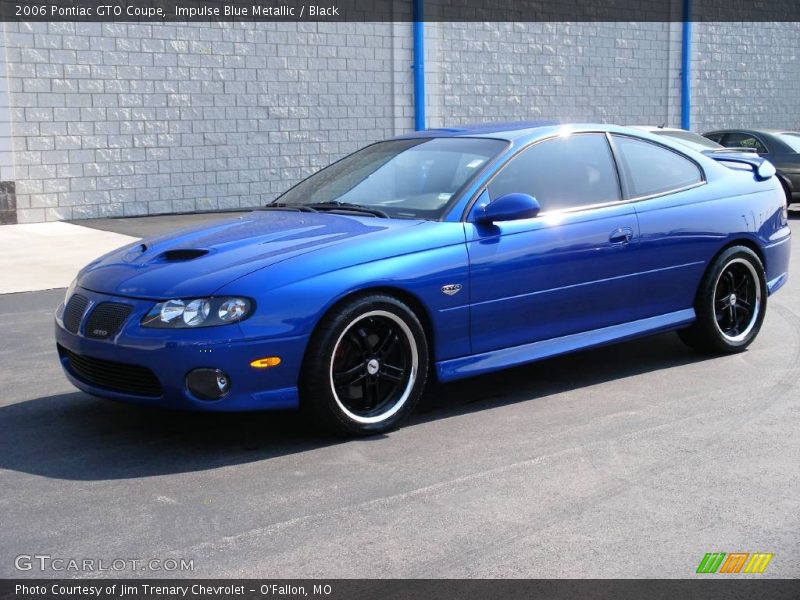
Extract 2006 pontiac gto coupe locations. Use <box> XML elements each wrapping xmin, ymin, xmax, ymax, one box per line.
<box><xmin>56</xmin><ymin>123</ymin><xmax>791</xmax><ymax>435</ymax></box>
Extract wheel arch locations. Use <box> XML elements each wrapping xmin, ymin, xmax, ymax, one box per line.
<box><xmin>307</xmin><ymin>284</ymin><xmax>437</xmax><ymax>364</ymax></box>
<box><xmin>716</xmin><ymin>237</ymin><xmax>767</xmax><ymax>272</ymax></box>
<box><xmin>690</xmin><ymin>237</ymin><xmax>767</xmax><ymax>304</ymax></box>
<box><xmin>689</xmin><ymin>237</ymin><xmax>766</xmax><ymax>307</ymax></box>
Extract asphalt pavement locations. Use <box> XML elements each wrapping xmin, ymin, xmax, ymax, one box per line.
<box><xmin>0</xmin><ymin>213</ymin><xmax>798</xmax><ymax>579</ymax></box>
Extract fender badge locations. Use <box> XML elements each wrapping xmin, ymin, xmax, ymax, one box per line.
<box><xmin>441</xmin><ymin>283</ymin><xmax>462</xmax><ymax>296</ymax></box>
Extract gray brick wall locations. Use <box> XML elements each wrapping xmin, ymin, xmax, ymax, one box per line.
<box><xmin>1</xmin><ymin>19</ymin><xmax>799</xmax><ymax>224</ymax></box>
<box><xmin>426</xmin><ymin>21</ymin><xmax>684</xmax><ymax>128</ymax></box>
<box><xmin>1</xmin><ymin>21</ymin><xmax>408</xmax><ymax>223</ymax></box>
<box><xmin>691</xmin><ymin>22</ymin><xmax>800</xmax><ymax>133</ymax></box>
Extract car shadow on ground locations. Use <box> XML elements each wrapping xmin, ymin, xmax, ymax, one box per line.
<box><xmin>0</xmin><ymin>332</ymin><xmax>713</xmax><ymax>481</ymax></box>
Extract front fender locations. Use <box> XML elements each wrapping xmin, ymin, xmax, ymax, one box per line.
<box><xmin>223</xmin><ymin>241</ymin><xmax>472</xmax><ymax>362</ymax></box>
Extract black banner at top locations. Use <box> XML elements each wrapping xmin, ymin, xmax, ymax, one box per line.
<box><xmin>0</xmin><ymin>0</ymin><xmax>800</xmax><ymax>22</ymax></box>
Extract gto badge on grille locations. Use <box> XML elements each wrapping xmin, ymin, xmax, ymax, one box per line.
<box><xmin>441</xmin><ymin>283</ymin><xmax>462</xmax><ymax>296</ymax></box>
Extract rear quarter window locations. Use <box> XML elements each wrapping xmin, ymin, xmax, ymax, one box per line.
<box><xmin>612</xmin><ymin>135</ymin><xmax>703</xmax><ymax>199</ymax></box>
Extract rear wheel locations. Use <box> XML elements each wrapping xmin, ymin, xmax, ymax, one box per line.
<box><xmin>300</xmin><ymin>295</ymin><xmax>429</xmax><ymax>436</ymax></box>
<box><xmin>678</xmin><ymin>246</ymin><xmax>767</xmax><ymax>353</ymax></box>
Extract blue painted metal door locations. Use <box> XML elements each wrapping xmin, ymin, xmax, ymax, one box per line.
<box><xmin>466</xmin><ymin>203</ymin><xmax>643</xmax><ymax>354</ymax></box>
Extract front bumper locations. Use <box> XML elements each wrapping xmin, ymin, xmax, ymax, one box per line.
<box><xmin>55</xmin><ymin>288</ymin><xmax>307</xmax><ymax>411</ymax></box>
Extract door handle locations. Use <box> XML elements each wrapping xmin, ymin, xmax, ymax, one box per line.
<box><xmin>609</xmin><ymin>227</ymin><xmax>633</xmax><ymax>245</ymax></box>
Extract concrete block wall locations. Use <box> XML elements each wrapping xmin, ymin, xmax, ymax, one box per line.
<box><xmin>1</xmin><ymin>19</ymin><xmax>799</xmax><ymax>224</ymax></box>
<box><xmin>0</xmin><ymin>28</ymin><xmax>16</xmax><ymax>224</ymax></box>
<box><xmin>1</xmin><ymin>21</ymin><xmax>407</xmax><ymax>223</ymax></box>
<box><xmin>426</xmin><ymin>21</ymin><xmax>684</xmax><ymax>128</ymax></box>
<box><xmin>691</xmin><ymin>21</ymin><xmax>800</xmax><ymax>133</ymax></box>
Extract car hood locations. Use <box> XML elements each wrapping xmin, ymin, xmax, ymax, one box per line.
<box><xmin>77</xmin><ymin>211</ymin><xmax>426</xmax><ymax>299</ymax></box>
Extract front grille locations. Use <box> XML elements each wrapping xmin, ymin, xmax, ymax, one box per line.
<box><xmin>58</xmin><ymin>344</ymin><xmax>162</xmax><ymax>397</ymax></box>
<box><xmin>85</xmin><ymin>302</ymin><xmax>133</xmax><ymax>339</ymax></box>
<box><xmin>63</xmin><ymin>294</ymin><xmax>89</xmax><ymax>333</ymax></box>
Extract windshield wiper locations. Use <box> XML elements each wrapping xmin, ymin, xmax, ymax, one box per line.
<box><xmin>259</xmin><ymin>202</ymin><xmax>318</xmax><ymax>213</ymax></box>
<box><xmin>305</xmin><ymin>201</ymin><xmax>389</xmax><ymax>218</ymax></box>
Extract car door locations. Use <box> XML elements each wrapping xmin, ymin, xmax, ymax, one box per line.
<box><xmin>466</xmin><ymin>132</ymin><xmax>642</xmax><ymax>354</ymax></box>
<box><xmin>609</xmin><ymin>134</ymin><xmax>710</xmax><ymax>319</ymax></box>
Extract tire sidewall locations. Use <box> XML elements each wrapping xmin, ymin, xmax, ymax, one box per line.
<box><xmin>300</xmin><ymin>295</ymin><xmax>429</xmax><ymax>435</ymax></box>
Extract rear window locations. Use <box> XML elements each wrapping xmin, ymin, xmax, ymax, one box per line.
<box><xmin>777</xmin><ymin>133</ymin><xmax>800</xmax><ymax>152</ymax></box>
<box><xmin>657</xmin><ymin>130</ymin><xmax>722</xmax><ymax>150</ymax></box>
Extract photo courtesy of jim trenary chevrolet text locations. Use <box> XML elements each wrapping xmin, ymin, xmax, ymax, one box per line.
<box><xmin>0</xmin><ymin>0</ymin><xmax>798</xmax><ymax>598</ymax></box>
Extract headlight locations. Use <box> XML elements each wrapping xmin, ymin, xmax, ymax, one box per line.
<box><xmin>64</xmin><ymin>277</ymin><xmax>78</xmax><ymax>304</ymax></box>
<box><xmin>142</xmin><ymin>297</ymin><xmax>253</xmax><ymax>328</ymax></box>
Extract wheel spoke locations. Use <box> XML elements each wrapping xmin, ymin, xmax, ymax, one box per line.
<box><xmin>363</xmin><ymin>376</ymin><xmax>380</xmax><ymax>408</ymax></box>
<box><xmin>734</xmin><ymin>274</ymin><xmax>750</xmax><ymax>294</ymax></box>
<box><xmin>333</xmin><ymin>364</ymin><xmax>365</xmax><ymax>387</ymax></box>
<box><xmin>723</xmin><ymin>270</ymin><xmax>736</xmax><ymax>292</ymax></box>
<box><xmin>379</xmin><ymin>363</ymin><xmax>406</xmax><ymax>383</ymax></box>
<box><xmin>350</xmin><ymin>328</ymin><xmax>372</xmax><ymax>358</ymax></box>
<box><xmin>376</xmin><ymin>332</ymin><xmax>399</xmax><ymax>358</ymax></box>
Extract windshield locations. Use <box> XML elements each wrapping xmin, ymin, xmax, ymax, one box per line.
<box><xmin>657</xmin><ymin>130</ymin><xmax>722</xmax><ymax>151</ymax></box>
<box><xmin>778</xmin><ymin>132</ymin><xmax>800</xmax><ymax>152</ymax></box>
<box><xmin>274</xmin><ymin>137</ymin><xmax>507</xmax><ymax>219</ymax></box>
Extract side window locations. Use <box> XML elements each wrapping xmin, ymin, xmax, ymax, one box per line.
<box><xmin>487</xmin><ymin>133</ymin><xmax>620</xmax><ymax>212</ymax></box>
<box><xmin>612</xmin><ymin>135</ymin><xmax>703</xmax><ymax>198</ymax></box>
<box><xmin>722</xmin><ymin>133</ymin><xmax>768</xmax><ymax>154</ymax></box>
<box><xmin>704</xmin><ymin>133</ymin><xmax>724</xmax><ymax>144</ymax></box>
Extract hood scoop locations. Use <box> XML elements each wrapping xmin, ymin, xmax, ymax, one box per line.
<box><xmin>157</xmin><ymin>248</ymin><xmax>210</xmax><ymax>262</ymax></box>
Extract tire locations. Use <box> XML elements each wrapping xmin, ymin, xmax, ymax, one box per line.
<box><xmin>300</xmin><ymin>294</ymin><xmax>430</xmax><ymax>436</ymax></box>
<box><xmin>677</xmin><ymin>246</ymin><xmax>767</xmax><ymax>354</ymax></box>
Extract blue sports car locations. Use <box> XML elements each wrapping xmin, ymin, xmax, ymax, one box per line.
<box><xmin>56</xmin><ymin>123</ymin><xmax>791</xmax><ymax>435</ymax></box>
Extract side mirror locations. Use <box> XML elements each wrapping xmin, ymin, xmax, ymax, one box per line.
<box><xmin>476</xmin><ymin>193</ymin><xmax>541</xmax><ymax>223</ymax></box>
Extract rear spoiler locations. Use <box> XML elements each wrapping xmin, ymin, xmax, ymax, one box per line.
<box><xmin>703</xmin><ymin>151</ymin><xmax>776</xmax><ymax>181</ymax></box>
<box><xmin>709</xmin><ymin>147</ymin><xmax>758</xmax><ymax>154</ymax></box>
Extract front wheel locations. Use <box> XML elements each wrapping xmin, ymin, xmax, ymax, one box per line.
<box><xmin>678</xmin><ymin>246</ymin><xmax>767</xmax><ymax>353</ymax></box>
<box><xmin>300</xmin><ymin>295</ymin><xmax>429</xmax><ymax>436</ymax></box>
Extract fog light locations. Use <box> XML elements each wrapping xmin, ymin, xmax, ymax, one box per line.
<box><xmin>186</xmin><ymin>368</ymin><xmax>231</xmax><ymax>401</ymax></box>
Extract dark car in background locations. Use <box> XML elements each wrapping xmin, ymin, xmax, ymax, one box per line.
<box><xmin>703</xmin><ymin>129</ymin><xmax>800</xmax><ymax>206</ymax></box>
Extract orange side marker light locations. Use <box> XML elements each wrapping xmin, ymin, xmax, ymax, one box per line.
<box><xmin>250</xmin><ymin>357</ymin><xmax>282</xmax><ymax>369</ymax></box>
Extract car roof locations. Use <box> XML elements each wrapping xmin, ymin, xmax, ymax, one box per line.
<box><xmin>393</xmin><ymin>120</ymin><xmax>559</xmax><ymax>141</ymax></box>
<box><xmin>393</xmin><ymin>121</ymin><xmax>653</xmax><ymax>142</ymax></box>
<box><xmin>629</xmin><ymin>125</ymin><xmax>697</xmax><ymax>134</ymax></box>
